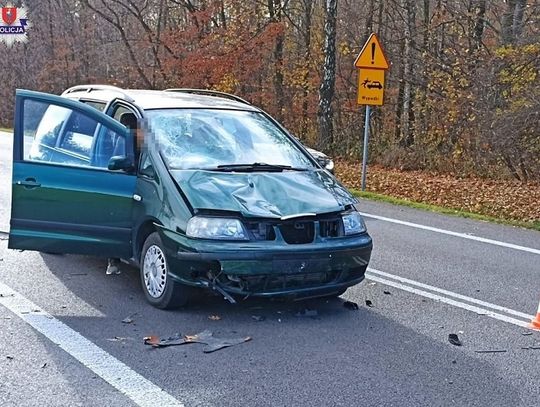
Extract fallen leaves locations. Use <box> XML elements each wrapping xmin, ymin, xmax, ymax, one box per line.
<box><xmin>335</xmin><ymin>163</ymin><xmax>540</xmax><ymax>224</ymax></box>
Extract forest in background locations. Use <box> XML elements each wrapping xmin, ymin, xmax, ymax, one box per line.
<box><xmin>1</xmin><ymin>0</ymin><xmax>539</xmax><ymax>181</ymax></box>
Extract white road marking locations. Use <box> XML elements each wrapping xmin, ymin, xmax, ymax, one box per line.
<box><xmin>0</xmin><ymin>281</ymin><xmax>184</xmax><ymax>407</ymax></box>
<box><xmin>360</xmin><ymin>212</ymin><xmax>540</xmax><ymax>255</ymax></box>
<box><xmin>365</xmin><ymin>270</ymin><xmax>533</xmax><ymax>329</ymax></box>
<box><xmin>368</xmin><ymin>268</ymin><xmax>534</xmax><ymax>320</ymax></box>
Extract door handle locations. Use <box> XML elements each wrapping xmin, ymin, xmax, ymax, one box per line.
<box><xmin>16</xmin><ymin>178</ymin><xmax>41</xmax><ymax>189</ymax></box>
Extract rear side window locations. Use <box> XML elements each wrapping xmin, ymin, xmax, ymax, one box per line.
<box><xmin>80</xmin><ymin>100</ymin><xmax>106</xmax><ymax>111</ymax></box>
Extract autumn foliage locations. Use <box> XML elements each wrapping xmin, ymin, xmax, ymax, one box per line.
<box><xmin>0</xmin><ymin>0</ymin><xmax>539</xmax><ymax>183</ymax></box>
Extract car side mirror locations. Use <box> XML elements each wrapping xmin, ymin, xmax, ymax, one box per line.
<box><xmin>108</xmin><ymin>156</ymin><xmax>133</xmax><ymax>171</ymax></box>
<box><xmin>316</xmin><ymin>157</ymin><xmax>335</xmax><ymax>174</ymax></box>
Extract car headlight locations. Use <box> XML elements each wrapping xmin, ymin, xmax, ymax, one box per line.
<box><xmin>342</xmin><ymin>212</ymin><xmax>366</xmax><ymax>235</ymax></box>
<box><xmin>186</xmin><ymin>217</ymin><xmax>248</xmax><ymax>240</ymax></box>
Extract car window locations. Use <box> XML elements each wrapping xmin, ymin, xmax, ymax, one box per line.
<box><xmin>80</xmin><ymin>100</ymin><xmax>107</xmax><ymax>111</ymax></box>
<box><xmin>23</xmin><ymin>99</ymin><xmax>124</xmax><ymax>170</ymax></box>
<box><xmin>57</xmin><ymin>111</ymin><xmax>98</xmax><ymax>158</ymax></box>
<box><xmin>145</xmin><ymin>109</ymin><xmax>315</xmax><ymax>170</ymax></box>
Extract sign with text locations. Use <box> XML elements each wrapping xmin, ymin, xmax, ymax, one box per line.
<box><xmin>357</xmin><ymin>69</ymin><xmax>385</xmax><ymax>106</ymax></box>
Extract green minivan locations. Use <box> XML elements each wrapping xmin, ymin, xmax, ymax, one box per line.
<box><xmin>9</xmin><ymin>86</ymin><xmax>372</xmax><ymax>308</ymax></box>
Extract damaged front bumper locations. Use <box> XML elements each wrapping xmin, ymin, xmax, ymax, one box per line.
<box><xmin>158</xmin><ymin>226</ymin><xmax>372</xmax><ymax>299</ymax></box>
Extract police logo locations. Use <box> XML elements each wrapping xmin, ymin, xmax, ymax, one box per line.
<box><xmin>0</xmin><ymin>4</ymin><xmax>31</xmax><ymax>46</ymax></box>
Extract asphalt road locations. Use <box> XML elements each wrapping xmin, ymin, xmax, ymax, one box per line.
<box><xmin>1</xmin><ymin>130</ymin><xmax>539</xmax><ymax>407</ymax></box>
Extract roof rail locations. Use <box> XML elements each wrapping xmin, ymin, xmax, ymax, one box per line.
<box><xmin>164</xmin><ymin>88</ymin><xmax>250</xmax><ymax>105</ymax></box>
<box><xmin>62</xmin><ymin>85</ymin><xmax>135</xmax><ymax>102</ymax></box>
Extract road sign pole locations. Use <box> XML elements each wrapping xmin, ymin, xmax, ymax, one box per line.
<box><xmin>361</xmin><ymin>105</ymin><xmax>371</xmax><ymax>191</ymax></box>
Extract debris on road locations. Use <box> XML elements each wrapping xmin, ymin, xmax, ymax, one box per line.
<box><xmin>107</xmin><ymin>336</ymin><xmax>131</xmax><ymax>342</ymax></box>
<box><xmin>343</xmin><ymin>301</ymin><xmax>359</xmax><ymax>310</ymax></box>
<box><xmin>143</xmin><ymin>330</ymin><xmax>251</xmax><ymax>353</ymax></box>
<box><xmin>41</xmin><ymin>363</ymin><xmax>48</xmax><ymax>369</ymax></box>
<box><xmin>208</xmin><ymin>315</ymin><xmax>221</xmax><ymax>321</ymax></box>
<box><xmin>0</xmin><ymin>293</ymin><xmax>14</xmax><ymax>298</ymax></box>
<box><xmin>521</xmin><ymin>332</ymin><xmax>533</xmax><ymax>336</ymax></box>
<box><xmin>6</xmin><ymin>355</ymin><xmax>14</xmax><ymax>360</ymax></box>
<box><xmin>383</xmin><ymin>290</ymin><xmax>392</xmax><ymax>295</ymax></box>
<box><xmin>521</xmin><ymin>346</ymin><xmax>540</xmax><ymax>350</ymax></box>
<box><xmin>251</xmin><ymin>315</ymin><xmax>265</xmax><ymax>322</ymax></box>
<box><xmin>474</xmin><ymin>349</ymin><xmax>507</xmax><ymax>353</ymax></box>
<box><xmin>365</xmin><ymin>300</ymin><xmax>374</xmax><ymax>307</ymax></box>
<box><xmin>295</xmin><ymin>309</ymin><xmax>318</xmax><ymax>318</ymax></box>
<box><xmin>448</xmin><ymin>334</ymin><xmax>462</xmax><ymax>346</ymax></box>
<box><xmin>122</xmin><ymin>313</ymin><xmax>137</xmax><ymax>324</ymax></box>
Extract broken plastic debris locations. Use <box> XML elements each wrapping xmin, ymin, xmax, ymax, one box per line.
<box><xmin>122</xmin><ymin>313</ymin><xmax>136</xmax><ymax>324</ymax></box>
<box><xmin>383</xmin><ymin>290</ymin><xmax>391</xmax><ymax>295</ymax></box>
<box><xmin>107</xmin><ymin>336</ymin><xmax>131</xmax><ymax>342</ymax></box>
<box><xmin>448</xmin><ymin>334</ymin><xmax>462</xmax><ymax>346</ymax></box>
<box><xmin>365</xmin><ymin>300</ymin><xmax>373</xmax><ymax>307</ymax></box>
<box><xmin>521</xmin><ymin>332</ymin><xmax>533</xmax><ymax>336</ymax></box>
<box><xmin>6</xmin><ymin>355</ymin><xmax>14</xmax><ymax>360</ymax></box>
<box><xmin>41</xmin><ymin>363</ymin><xmax>47</xmax><ymax>369</ymax></box>
<box><xmin>208</xmin><ymin>315</ymin><xmax>221</xmax><ymax>321</ymax></box>
<box><xmin>474</xmin><ymin>349</ymin><xmax>507</xmax><ymax>353</ymax></box>
<box><xmin>143</xmin><ymin>330</ymin><xmax>251</xmax><ymax>353</ymax></box>
<box><xmin>295</xmin><ymin>309</ymin><xmax>318</xmax><ymax>318</ymax></box>
<box><xmin>251</xmin><ymin>315</ymin><xmax>265</xmax><ymax>322</ymax></box>
<box><xmin>343</xmin><ymin>301</ymin><xmax>359</xmax><ymax>310</ymax></box>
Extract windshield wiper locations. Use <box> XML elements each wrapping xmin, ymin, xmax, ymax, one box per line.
<box><xmin>203</xmin><ymin>163</ymin><xmax>308</xmax><ymax>172</ymax></box>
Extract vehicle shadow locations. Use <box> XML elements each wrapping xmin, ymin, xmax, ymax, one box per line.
<box><xmin>33</xmin><ymin>252</ymin><xmax>528</xmax><ymax>407</ymax></box>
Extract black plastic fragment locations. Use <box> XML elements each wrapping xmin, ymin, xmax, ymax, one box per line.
<box><xmin>365</xmin><ymin>300</ymin><xmax>373</xmax><ymax>307</ymax></box>
<box><xmin>448</xmin><ymin>334</ymin><xmax>462</xmax><ymax>346</ymax></box>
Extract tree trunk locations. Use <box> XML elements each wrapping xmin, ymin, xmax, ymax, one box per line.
<box><xmin>400</xmin><ymin>0</ymin><xmax>416</xmax><ymax>147</ymax></box>
<box><xmin>301</xmin><ymin>0</ymin><xmax>313</xmax><ymax>137</ymax></box>
<box><xmin>318</xmin><ymin>0</ymin><xmax>338</xmax><ymax>149</ymax></box>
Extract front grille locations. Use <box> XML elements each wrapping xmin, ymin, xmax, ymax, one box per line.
<box><xmin>320</xmin><ymin>219</ymin><xmax>342</xmax><ymax>237</ymax></box>
<box><xmin>245</xmin><ymin>221</ymin><xmax>276</xmax><ymax>241</ymax></box>
<box><xmin>279</xmin><ymin>221</ymin><xmax>315</xmax><ymax>244</ymax></box>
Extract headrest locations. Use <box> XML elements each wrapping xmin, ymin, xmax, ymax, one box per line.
<box><xmin>119</xmin><ymin>112</ymin><xmax>137</xmax><ymax>131</ymax></box>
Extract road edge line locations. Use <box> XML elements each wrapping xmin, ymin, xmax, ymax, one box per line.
<box><xmin>360</xmin><ymin>212</ymin><xmax>540</xmax><ymax>255</ymax></box>
<box><xmin>0</xmin><ymin>281</ymin><xmax>185</xmax><ymax>407</ymax></box>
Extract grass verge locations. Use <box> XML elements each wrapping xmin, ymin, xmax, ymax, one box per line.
<box><xmin>351</xmin><ymin>189</ymin><xmax>540</xmax><ymax>232</ymax></box>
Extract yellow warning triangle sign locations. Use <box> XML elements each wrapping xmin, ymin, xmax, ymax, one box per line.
<box><xmin>354</xmin><ymin>33</ymin><xmax>389</xmax><ymax>69</ymax></box>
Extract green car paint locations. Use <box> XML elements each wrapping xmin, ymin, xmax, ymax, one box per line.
<box><xmin>170</xmin><ymin>169</ymin><xmax>357</xmax><ymax>218</ymax></box>
<box><xmin>9</xmin><ymin>88</ymin><xmax>372</xmax><ymax>300</ymax></box>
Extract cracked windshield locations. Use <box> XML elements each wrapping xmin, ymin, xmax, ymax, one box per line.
<box><xmin>146</xmin><ymin>109</ymin><xmax>315</xmax><ymax>170</ymax></box>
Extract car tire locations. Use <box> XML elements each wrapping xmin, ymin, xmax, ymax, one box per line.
<box><xmin>140</xmin><ymin>232</ymin><xmax>192</xmax><ymax>309</ymax></box>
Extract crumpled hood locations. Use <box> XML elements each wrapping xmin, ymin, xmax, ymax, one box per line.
<box><xmin>170</xmin><ymin>169</ymin><xmax>357</xmax><ymax>218</ymax></box>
